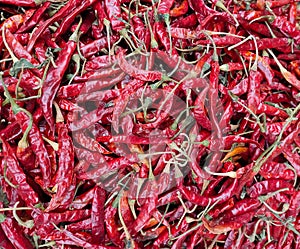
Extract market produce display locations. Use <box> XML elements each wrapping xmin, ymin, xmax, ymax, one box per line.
<box><xmin>0</xmin><ymin>0</ymin><xmax>300</xmax><ymax>248</ymax></box>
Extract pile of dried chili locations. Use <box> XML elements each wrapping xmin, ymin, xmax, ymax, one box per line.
<box><xmin>0</xmin><ymin>0</ymin><xmax>300</xmax><ymax>248</ymax></box>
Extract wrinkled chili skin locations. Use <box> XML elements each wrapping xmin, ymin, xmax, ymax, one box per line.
<box><xmin>1</xmin><ymin>139</ymin><xmax>40</xmax><ymax>207</ymax></box>
<box><xmin>180</xmin><ymin>179</ymin><xmax>239</xmax><ymax>206</ymax></box>
<box><xmin>105</xmin><ymin>203</ymin><xmax>123</xmax><ymax>247</ymax></box>
<box><xmin>40</xmin><ymin>39</ymin><xmax>78</xmax><ymax>131</ymax></box>
<box><xmin>0</xmin><ymin>225</ymin><xmax>15</xmax><ymax>249</ymax></box>
<box><xmin>91</xmin><ymin>187</ymin><xmax>106</xmax><ymax>244</ymax></box>
<box><xmin>53</xmin><ymin>0</ymin><xmax>97</xmax><ymax>39</ymax></box>
<box><xmin>248</xmin><ymin>179</ymin><xmax>294</xmax><ymax>198</ymax></box>
<box><xmin>46</xmin><ymin>123</ymin><xmax>75</xmax><ymax>211</ymax></box>
<box><xmin>16</xmin><ymin>112</ymin><xmax>52</xmax><ymax>189</ymax></box>
<box><xmin>26</xmin><ymin>0</ymin><xmax>82</xmax><ymax>52</ymax></box>
<box><xmin>0</xmin><ymin>0</ymin><xmax>38</xmax><ymax>7</ymax></box>
<box><xmin>1</xmin><ymin>217</ymin><xmax>34</xmax><ymax>249</ymax></box>
<box><xmin>1</xmin><ymin>0</ymin><xmax>300</xmax><ymax>248</ymax></box>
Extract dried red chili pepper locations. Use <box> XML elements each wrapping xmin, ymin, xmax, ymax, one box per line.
<box><xmin>0</xmin><ymin>225</ymin><xmax>15</xmax><ymax>249</ymax></box>
<box><xmin>269</xmin><ymin>16</ymin><xmax>300</xmax><ymax>43</ymax></box>
<box><xmin>80</xmin><ymin>35</ymin><xmax>119</xmax><ymax>58</ymax></box>
<box><xmin>1</xmin><ymin>139</ymin><xmax>39</xmax><ymax>206</ymax></box>
<box><xmin>259</xmin><ymin>161</ymin><xmax>295</xmax><ymax>180</ymax></box>
<box><xmin>248</xmin><ymin>179</ymin><xmax>294</xmax><ymax>198</ymax></box>
<box><xmin>40</xmin><ymin>21</ymin><xmax>82</xmax><ymax>130</ymax></box>
<box><xmin>45</xmin><ymin>105</ymin><xmax>75</xmax><ymax>211</ymax></box>
<box><xmin>105</xmin><ymin>0</ymin><xmax>125</xmax><ymax>32</ymax></box>
<box><xmin>0</xmin><ymin>0</ymin><xmax>41</xmax><ymax>7</ymax></box>
<box><xmin>17</xmin><ymin>1</ymin><xmax>51</xmax><ymax>33</ymax></box>
<box><xmin>0</xmin><ymin>0</ymin><xmax>300</xmax><ymax>247</ymax></box>
<box><xmin>91</xmin><ymin>186</ymin><xmax>106</xmax><ymax>244</ymax></box>
<box><xmin>26</xmin><ymin>0</ymin><xmax>82</xmax><ymax>52</ymax></box>
<box><xmin>170</xmin><ymin>0</ymin><xmax>189</xmax><ymax>17</ymax></box>
<box><xmin>105</xmin><ymin>202</ymin><xmax>123</xmax><ymax>247</ymax></box>
<box><xmin>1</xmin><ymin>217</ymin><xmax>34</xmax><ymax>249</ymax></box>
<box><xmin>54</xmin><ymin>0</ymin><xmax>97</xmax><ymax>39</ymax></box>
<box><xmin>180</xmin><ymin>178</ymin><xmax>239</xmax><ymax>206</ymax></box>
<box><xmin>172</xmin><ymin>13</ymin><xmax>198</xmax><ymax>28</ymax></box>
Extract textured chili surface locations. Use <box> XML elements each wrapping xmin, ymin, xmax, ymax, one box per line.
<box><xmin>0</xmin><ymin>1</ymin><xmax>300</xmax><ymax>248</ymax></box>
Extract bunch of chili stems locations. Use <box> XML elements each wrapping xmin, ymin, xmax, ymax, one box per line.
<box><xmin>0</xmin><ymin>0</ymin><xmax>300</xmax><ymax>248</ymax></box>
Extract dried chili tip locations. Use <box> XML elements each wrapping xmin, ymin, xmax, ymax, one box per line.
<box><xmin>202</xmin><ymin>217</ymin><xmax>232</xmax><ymax>234</ymax></box>
<box><xmin>221</xmin><ymin>147</ymin><xmax>248</xmax><ymax>163</ymax></box>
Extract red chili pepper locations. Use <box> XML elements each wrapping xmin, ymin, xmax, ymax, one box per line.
<box><xmin>57</xmin><ymin>84</ymin><xmax>85</xmax><ymax>99</ymax></box>
<box><xmin>154</xmin><ymin>218</ymin><xmax>189</xmax><ymax>247</ymax></box>
<box><xmin>222</xmin><ymin>198</ymin><xmax>261</xmax><ymax>219</ymax></box>
<box><xmin>16</xmin><ymin>143</ymin><xmax>35</xmax><ymax>171</ymax></box>
<box><xmin>72</xmin><ymin>10</ymin><xmax>96</xmax><ymax>35</ymax></box>
<box><xmin>257</xmin><ymin>103</ymin><xmax>289</xmax><ymax>119</ymax></box>
<box><xmin>155</xmin><ymin>22</ymin><xmax>177</xmax><ymax>55</ymax></box>
<box><xmin>73</xmin><ymin>132</ymin><xmax>112</xmax><ymax>154</ymax></box>
<box><xmin>66</xmin><ymin>218</ymin><xmax>92</xmax><ymax>232</ymax></box>
<box><xmin>260</xmin><ymin>161</ymin><xmax>295</xmax><ymax>180</ymax></box>
<box><xmin>286</xmin><ymin>191</ymin><xmax>300</xmax><ymax>218</ymax></box>
<box><xmin>238</xmin><ymin>18</ymin><xmax>276</xmax><ymax>37</ymax></box>
<box><xmin>192</xmin><ymin>86</ymin><xmax>211</xmax><ymax>130</ymax></box>
<box><xmin>17</xmin><ymin>111</ymin><xmax>52</xmax><ymax>189</ymax></box>
<box><xmin>105</xmin><ymin>203</ymin><xmax>123</xmax><ymax>246</ymax></box>
<box><xmin>288</xmin><ymin>2</ymin><xmax>297</xmax><ymax>25</ymax></box>
<box><xmin>248</xmin><ymin>179</ymin><xmax>294</xmax><ymax>198</ymax></box>
<box><xmin>105</xmin><ymin>0</ymin><xmax>125</xmax><ymax>32</ymax></box>
<box><xmin>180</xmin><ymin>178</ymin><xmax>239</xmax><ymax>206</ymax></box>
<box><xmin>130</xmin><ymin>195</ymin><xmax>158</xmax><ymax>235</ymax></box>
<box><xmin>219</xmin><ymin>62</ymin><xmax>244</xmax><ymax>72</ymax></box>
<box><xmin>93</xmin><ymin>1</ymin><xmax>107</xmax><ymax>34</ymax></box>
<box><xmin>0</xmin><ymin>225</ymin><xmax>14</xmax><ymax>249</ymax></box>
<box><xmin>26</xmin><ymin>0</ymin><xmax>82</xmax><ymax>52</ymax></box>
<box><xmin>40</xmin><ymin>24</ymin><xmax>81</xmax><ymax>130</ymax></box>
<box><xmin>17</xmin><ymin>1</ymin><xmax>51</xmax><ymax>33</ymax></box>
<box><xmin>269</xmin><ymin>16</ymin><xmax>300</xmax><ymax>43</ymax></box>
<box><xmin>171</xmin><ymin>13</ymin><xmax>198</xmax><ymax>28</ymax></box>
<box><xmin>46</xmin><ymin>111</ymin><xmax>75</xmax><ymax>211</ymax></box>
<box><xmin>170</xmin><ymin>0</ymin><xmax>189</xmax><ymax>17</ymax></box>
<box><xmin>1</xmin><ymin>0</ymin><xmax>300</xmax><ymax>247</ymax></box>
<box><xmin>91</xmin><ymin>186</ymin><xmax>106</xmax><ymax>244</ymax></box>
<box><xmin>1</xmin><ymin>136</ymin><xmax>40</xmax><ymax>207</ymax></box>
<box><xmin>35</xmin><ymin>209</ymin><xmax>91</xmax><ymax>238</ymax></box>
<box><xmin>189</xmin><ymin>0</ymin><xmax>217</xmax><ymax>16</ymax></box>
<box><xmin>118</xmin><ymin>51</ymin><xmax>163</xmax><ymax>81</ymax></box>
<box><xmin>194</xmin><ymin>36</ymin><xmax>241</xmax><ymax>46</ymax></box>
<box><xmin>157</xmin><ymin>0</ymin><xmax>175</xmax><ymax>14</ymax></box>
<box><xmin>0</xmin><ymin>121</ymin><xmax>22</xmax><ymax>142</ymax></box>
<box><xmin>53</xmin><ymin>0</ymin><xmax>97</xmax><ymax>39</ymax></box>
<box><xmin>57</xmin><ymin>99</ymin><xmax>80</xmax><ymax>112</ymax></box>
<box><xmin>80</xmin><ymin>35</ymin><xmax>119</xmax><ymax>58</ymax></box>
<box><xmin>84</xmin><ymin>54</ymin><xmax>115</xmax><ymax>71</ymax></box>
<box><xmin>238</xmin><ymin>38</ymin><xmax>290</xmax><ymax>51</ymax></box>
<box><xmin>0</xmin><ymin>0</ymin><xmax>41</xmax><ymax>7</ymax></box>
<box><xmin>73</xmin><ymin>68</ymin><xmax>124</xmax><ymax>83</ymax></box>
<box><xmin>71</xmin><ymin>186</ymin><xmax>94</xmax><ymax>209</ymax></box>
<box><xmin>3</xmin><ymin>26</ymin><xmax>40</xmax><ymax>68</ymax></box>
<box><xmin>247</xmin><ymin>70</ymin><xmax>262</xmax><ymax>113</ymax></box>
<box><xmin>131</xmin><ymin>16</ymin><xmax>150</xmax><ymax>49</ymax></box>
<box><xmin>242</xmin><ymin>51</ymin><xmax>274</xmax><ymax>85</ymax></box>
<box><xmin>1</xmin><ymin>217</ymin><xmax>34</xmax><ymax>249</ymax></box>
<box><xmin>203</xmin><ymin>211</ymin><xmax>256</xmax><ymax>234</ymax></box>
